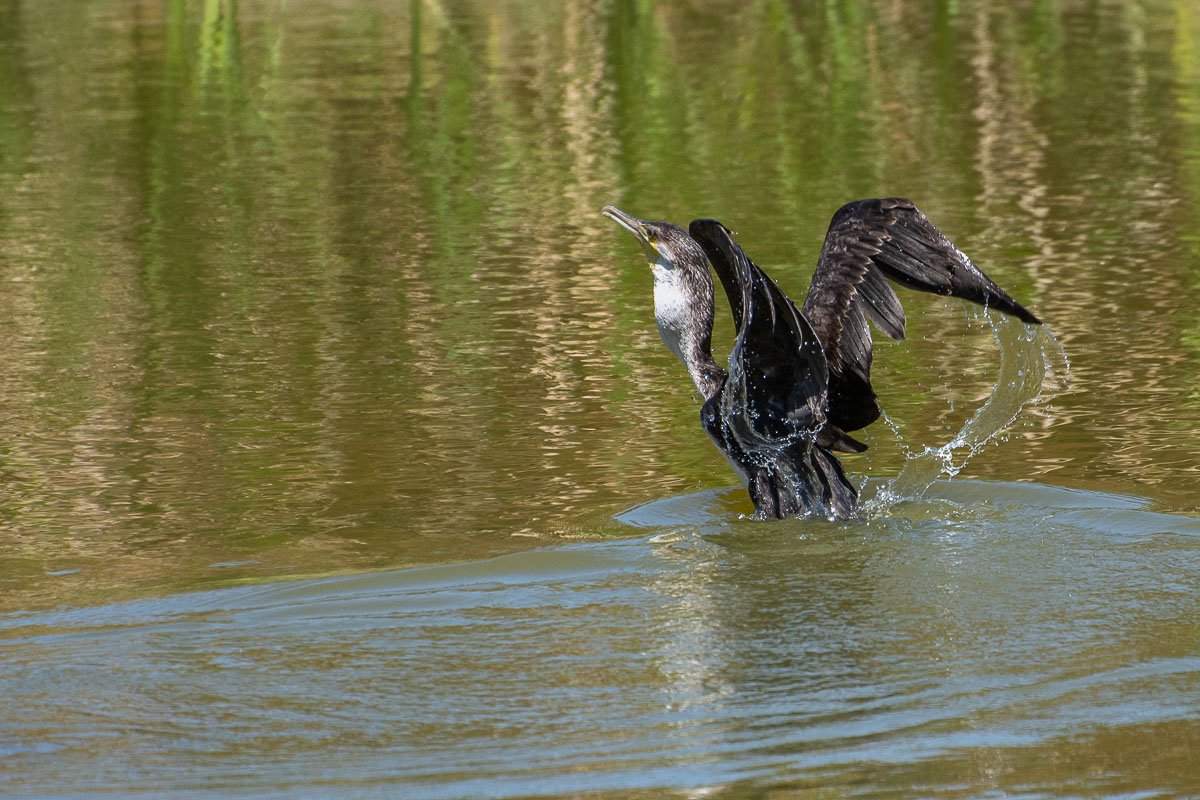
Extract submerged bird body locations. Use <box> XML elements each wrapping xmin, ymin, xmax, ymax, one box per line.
<box><xmin>603</xmin><ymin>199</ymin><xmax>1041</xmax><ymax>521</ymax></box>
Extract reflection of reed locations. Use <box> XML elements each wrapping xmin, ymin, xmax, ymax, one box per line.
<box><xmin>5</xmin><ymin>0</ymin><xmax>1200</xmax><ymax>611</ymax></box>
<box><xmin>959</xmin><ymin>3</ymin><xmax>1199</xmax><ymax>500</ymax></box>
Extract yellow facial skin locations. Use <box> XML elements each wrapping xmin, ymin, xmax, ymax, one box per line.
<box><xmin>602</xmin><ymin>205</ymin><xmax>660</xmax><ymax>265</ymax></box>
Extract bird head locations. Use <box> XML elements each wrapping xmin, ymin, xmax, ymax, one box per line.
<box><xmin>602</xmin><ymin>205</ymin><xmax>717</xmax><ymax>394</ymax></box>
<box><xmin>601</xmin><ymin>205</ymin><xmax>701</xmax><ymax>269</ymax></box>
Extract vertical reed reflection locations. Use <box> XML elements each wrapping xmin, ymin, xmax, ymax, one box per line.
<box><xmin>0</xmin><ymin>0</ymin><xmax>1199</xmax><ymax>610</ymax></box>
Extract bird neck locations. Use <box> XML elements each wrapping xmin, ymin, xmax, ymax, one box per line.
<box><xmin>688</xmin><ymin>355</ymin><xmax>726</xmax><ymax>402</ymax></box>
<box><xmin>657</xmin><ymin>315</ymin><xmax>724</xmax><ymax>401</ymax></box>
<box><xmin>652</xmin><ymin>262</ymin><xmax>724</xmax><ymax>401</ymax></box>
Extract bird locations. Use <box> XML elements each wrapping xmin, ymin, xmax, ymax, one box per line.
<box><xmin>602</xmin><ymin>198</ymin><xmax>1041</xmax><ymax>521</ymax></box>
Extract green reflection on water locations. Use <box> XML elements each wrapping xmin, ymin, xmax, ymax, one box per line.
<box><xmin>0</xmin><ymin>0</ymin><xmax>1198</xmax><ymax>610</ymax></box>
<box><xmin>2</xmin><ymin>2</ymin><xmax>1200</xmax><ymax>798</ymax></box>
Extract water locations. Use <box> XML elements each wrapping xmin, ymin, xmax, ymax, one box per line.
<box><xmin>4</xmin><ymin>481</ymin><xmax>1199</xmax><ymax>798</ymax></box>
<box><xmin>881</xmin><ymin>313</ymin><xmax>1069</xmax><ymax>506</ymax></box>
<box><xmin>3</xmin><ymin>0</ymin><xmax>1200</xmax><ymax>796</ymax></box>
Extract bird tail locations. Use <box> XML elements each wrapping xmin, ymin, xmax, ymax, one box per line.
<box><xmin>812</xmin><ymin>446</ymin><xmax>860</xmax><ymax>520</ymax></box>
<box><xmin>748</xmin><ymin>445</ymin><xmax>860</xmax><ymax>520</ymax></box>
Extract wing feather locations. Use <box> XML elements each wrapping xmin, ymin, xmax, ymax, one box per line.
<box><xmin>688</xmin><ymin>218</ymin><xmax>828</xmax><ymax>447</ymax></box>
<box><xmin>803</xmin><ymin>197</ymin><xmax>1041</xmax><ymax>434</ymax></box>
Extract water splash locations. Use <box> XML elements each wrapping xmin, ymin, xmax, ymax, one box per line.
<box><xmin>866</xmin><ymin>307</ymin><xmax>1070</xmax><ymax>515</ymax></box>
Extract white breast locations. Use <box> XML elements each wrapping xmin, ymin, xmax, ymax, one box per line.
<box><xmin>652</xmin><ymin>261</ymin><xmax>691</xmax><ymax>366</ymax></box>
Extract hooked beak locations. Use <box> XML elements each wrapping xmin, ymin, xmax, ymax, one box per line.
<box><xmin>602</xmin><ymin>205</ymin><xmax>659</xmax><ymax>262</ymax></box>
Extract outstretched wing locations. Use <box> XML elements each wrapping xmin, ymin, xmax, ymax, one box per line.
<box><xmin>688</xmin><ymin>218</ymin><xmax>829</xmax><ymax>447</ymax></box>
<box><xmin>803</xmin><ymin>197</ymin><xmax>1041</xmax><ymax>434</ymax></box>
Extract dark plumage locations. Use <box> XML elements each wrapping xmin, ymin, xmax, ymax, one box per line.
<box><xmin>603</xmin><ymin>198</ymin><xmax>1041</xmax><ymax>520</ymax></box>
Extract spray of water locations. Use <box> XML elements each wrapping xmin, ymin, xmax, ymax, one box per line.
<box><xmin>864</xmin><ymin>306</ymin><xmax>1070</xmax><ymax>516</ymax></box>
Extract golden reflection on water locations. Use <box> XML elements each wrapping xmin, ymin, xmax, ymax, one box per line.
<box><xmin>0</xmin><ymin>0</ymin><xmax>1199</xmax><ymax>609</ymax></box>
<box><xmin>3</xmin><ymin>5</ymin><xmax>1200</xmax><ymax>798</ymax></box>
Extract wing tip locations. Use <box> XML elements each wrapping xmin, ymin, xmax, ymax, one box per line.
<box><xmin>1016</xmin><ymin>305</ymin><xmax>1042</xmax><ymax>326</ymax></box>
<box><xmin>989</xmin><ymin>294</ymin><xmax>1042</xmax><ymax>326</ymax></box>
<box><xmin>687</xmin><ymin>218</ymin><xmax>731</xmax><ymax>245</ymax></box>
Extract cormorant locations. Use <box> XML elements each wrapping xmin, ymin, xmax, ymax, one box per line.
<box><xmin>602</xmin><ymin>198</ymin><xmax>1041</xmax><ymax>520</ymax></box>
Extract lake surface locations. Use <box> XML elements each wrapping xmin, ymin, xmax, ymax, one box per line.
<box><xmin>2</xmin><ymin>0</ymin><xmax>1199</xmax><ymax>796</ymax></box>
